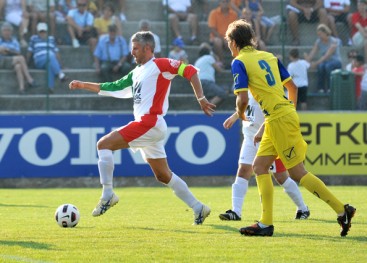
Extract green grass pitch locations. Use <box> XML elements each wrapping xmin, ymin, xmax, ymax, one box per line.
<box><xmin>1</xmin><ymin>186</ymin><xmax>366</xmax><ymax>262</ymax></box>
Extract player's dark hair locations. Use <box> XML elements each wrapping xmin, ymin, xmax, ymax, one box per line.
<box><xmin>356</xmin><ymin>55</ymin><xmax>364</xmax><ymax>64</ymax></box>
<box><xmin>103</xmin><ymin>3</ymin><xmax>115</xmax><ymax>13</ymax></box>
<box><xmin>225</xmin><ymin>19</ymin><xmax>256</xmax><ymax>49</ymax></box>
<box><xmin>131</xmin><ymin>31</ymin><xmax>155</xmax><ymax>52</ymax></box>
<box><xmin>199</xmin><ymin>46</ymin><xmax>211</xmax><ymax>56</ymax></box>
<box><xmin>289</xmin><ymin>48</ymin><xmax>299</xmax><ymax>59</ymax></box>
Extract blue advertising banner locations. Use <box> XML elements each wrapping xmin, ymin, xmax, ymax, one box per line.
<box><xmin>0</xmin><ymin>113</ymin><xmax>240</xmax><ymax>178</ymax></box>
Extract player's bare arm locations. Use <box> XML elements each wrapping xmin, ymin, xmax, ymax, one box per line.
<box><xmin>190</xmin><ymin>73</ymin><xmax>216</xmax><ymax>116</ymax></box>
<box><xmin>235</xmin><ymin>90</ymin><xmax>248</xmax><ymax>121</ymax></box>
<box><xmin>284</xmin><ymin>80</ymin><xmax>298</xmax><ymax>109</ymax></box>
<box><xmin>69</xmin><ymin>80</ymin><xmax>101</xmax><ymax>93</ymax></box>
<box><xmin>223</xmin><ymin>112</ymin><xmax>239</xmax><ymax>130</ymax></box>
<box><xmin>254</xmin><ymin>123</ymin><xmax>264</xmax><ymax>145</ymax></box>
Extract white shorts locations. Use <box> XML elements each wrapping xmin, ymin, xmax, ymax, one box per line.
<box><xmin>117</xmin><ymin>115</ymin><xmax>167</xmax><ymax>161</ymax></box>
<box><xmin>239</xmin><ymin>134</ymin><xmax>286</xmax><ymax>173</ymax></box>
<box><xmin>6</xmin><ymin>10</ymin><xmax>23</xmax><ymax>26</ymax></box>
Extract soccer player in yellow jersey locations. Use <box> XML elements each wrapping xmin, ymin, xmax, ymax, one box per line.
<box><xmin>224</xmin><ymin>19</ymin><xmax>356</xmax><ymax>237</ymax></box>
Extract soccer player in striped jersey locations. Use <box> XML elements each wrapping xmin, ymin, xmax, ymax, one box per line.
<box><xmin>224</xmin><ymin>19</ymin><xmax>355</xmax><ymax>237</ymax></box>
<box><xmin>69</xmin><ymin>31</ymin><xmax>215</xmax><ymax>225</ymax></box>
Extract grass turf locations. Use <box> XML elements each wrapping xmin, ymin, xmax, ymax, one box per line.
<box><xmin>1</xmin><ymin>186</ymin><xmax>366</xmax><ymax>262</ymax></box>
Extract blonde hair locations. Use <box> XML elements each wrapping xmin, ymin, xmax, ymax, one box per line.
<box><xmin>317</xmin><ymin>24</ymin><xmax>331</xmax><ymax>36</ymax></box>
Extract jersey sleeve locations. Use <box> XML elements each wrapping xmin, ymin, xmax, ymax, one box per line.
<box><xmin>99</xmin><ymin>71</ymin><xmax>134</xmax><ymax>98</ymax></box>
<box><xmin>231</xmin><ymin>59</ymin><xmax>249</xmax><ymax>95</ymax></box>
<box><xmin>154</xmin><ymin>58</ymin><xmax>198</xmax><ymax>80</ymax></box>
<box><xmin>277</xmin><ymin>59</ymin><xmax>292</xmax><ymax>85</ymax></box>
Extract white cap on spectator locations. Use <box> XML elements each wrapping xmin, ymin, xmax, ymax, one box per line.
<box><xmin>37</xmin><ymin>23</ymin><xmax>48</xmax><ymax>32</ymax></box>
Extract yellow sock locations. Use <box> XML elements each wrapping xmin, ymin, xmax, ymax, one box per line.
<box><xmin>300</xmin><ymin>172</ymin><xmax>344</xmax><ymax>214</ymax></box>
<box><xmin>256</xmin><ymin>173</ymin><xmax>274</xmax><ymax>225</ymax></box>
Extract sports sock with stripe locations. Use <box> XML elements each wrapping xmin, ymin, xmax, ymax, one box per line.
<box><xmin>300</xmin><ymin>172</ymin><xmax>344</xmax><ymax>214</ymax></box>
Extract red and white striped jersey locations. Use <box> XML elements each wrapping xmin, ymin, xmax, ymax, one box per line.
<box><xmin>99</xmin><ymin>57</ymin><xmax>197</xmax><ymax>120</ymax></box>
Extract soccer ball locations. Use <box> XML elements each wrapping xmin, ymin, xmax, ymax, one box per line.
<box><xmin>55</xmin><ymin>204</ymin><xmax>80</xmax><ymax>228</ymax></box>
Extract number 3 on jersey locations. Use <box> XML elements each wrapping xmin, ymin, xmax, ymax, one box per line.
<box><xmin>258</xmin><ymin>60</ymin><xmax>275</xmax><ymax>86</ymax></box>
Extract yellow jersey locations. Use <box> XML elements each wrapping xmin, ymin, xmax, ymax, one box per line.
<box><xmin>232</xmin><ymin>47</ymin><xmax>295</xmax><ymax>121</ymax></box>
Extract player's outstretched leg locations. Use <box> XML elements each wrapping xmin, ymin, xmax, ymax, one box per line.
<box><xmin>93</xmin><ymin>149</ymin><xmax>119</xmax><ymax>217</ymax></box>
<box><xmin>300</xmin><ymin>172</ymin><xmax>356</xmax><ymax>236</ymax></box>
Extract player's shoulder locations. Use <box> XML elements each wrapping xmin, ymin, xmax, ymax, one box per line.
<box><xmin>154</xmin><ymin>57</ymin><xmax>181</xmax><ymax>69</ymax></box>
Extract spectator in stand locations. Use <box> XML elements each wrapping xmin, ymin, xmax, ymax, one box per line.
<box><xmin>94</xmin><ymin>3</ymin><xmax>122</xmax><ymax>37</ymax></box>
<box><xmin>87</xmin><ymin>0</ymin><xmax>98</xmax><ymax>16</ymax></box>
<box><xmin>67</xmin><ymin>0</ymin><xmax>97</xmax><ymax>54</ymax></box>
<box><xmin>245</xmin><ymin>0</ymin><xmax>276</xmax><ymax>44</ymax></box>
<box><xmin>287</xmin><ymin>0</ymin><xmax>329</xmax><ymax>45</ymax></box>
<box><xmin>241</xmin><ymin>7</ymin><xmax>266</xmax><ymax>50</ymax></box>
<box><xmin>97</xmin><ymin>0</ymin><xmax>127</xmax><ymax>21</ymax></box>
<box><xmin>27</xmin><ymin>0</ymin><xmax>56</xmax><ymax>36</ymax></box>
<box><xmin>350</xmin><ymin>0</ymin><xmax>367</xmax><ymax>60</ymax></box>
<box><xmin>345</xmin><ymin>49</ymin><xmax>358</xmax><ymax>70</ymax></box>
<box><xmin>0</xmin><ymin>22</ymin><xmax>37</xmax><ymax>94</ymax></box>
<box><xmin>0</xmin><ymin>0</ymin><xmax>29</xmax><ymax>47</ymax></box>
<box><xmin>93</xmin><ymin>24</ymin><xmax>130</xmax><ymax>82</ymax></box>
<box><xmin>168</xmin><ymin>37</ymin><xmax>189</xmax><ymax>64</ymax></box>
<box><xmin>163</xmin><ymin>0</ymin><xmax>198</xmax><ymax>44</ymax></box>
<box><xmin>304</xmin><ymin>24</ymin><xmax>342</xmax><ymax>93</ymax></box>
<box><xmin>192</xmin><ymin>0</ymin><xmax>210</xmax><ymax>21</ymax></box>
<box><xmin>55</xmin><ymin>0</ymin><xmax>76</xmax><ymax>24</ymax></box>
<box><xmin>136</xmin><ymin>19</ymin><xmax>161</xmax><ymax>58</ymax></box>
<box><xmin>287</xmin><ymin>48</ymin><xmax>310</xmax><ymax>110</ymax></box>
<box><xmin>230</xmin><ymin>0</ymin><xmax>246</xmax><ymax>16</ymax></box>
<box><xmin>127</xmin><ymin>20</ymin><xmax>162</xmax><ymax>66</ymax></box>
<box><xmin>27</xmin><ymin>22</ymin><xmax>67</xmax><ymax>93</ymax></box>
<box><xmin>117</xmin><ymin>0</ymin><xmax>127</xmax><ymax>22</ymax></box>
<box><xmin>208</xmin><ymin>0</ymin><xmax>238</xmax><ymax>64</ymax></box>
<box><xmin>324</xmin><ymin>0</ymin><xmax>350</xmax><ymax>40</ymax></box>
<box><xmin>352</xmin><ymin>54</ymin><xmax>364</xmax><ymax>105</ymax></box>
<box><xmin>194</xmin><ymin>42</ymin><xmax>227</xmax><ymax>106</ymax></box>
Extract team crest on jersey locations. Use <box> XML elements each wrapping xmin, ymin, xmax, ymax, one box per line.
<box><xmin>233</xmin><ymin>73</ymin><xmax>239</xmax><ymax>85</ymax></box>
<box><xmin>169</xmin><ymin>59</ymin><xmax>180</xmax><ymax>68</ymax></box>
<box><xmin>133</xmin><ymin>81</ymin><xmax>142</xmax><ymax>104</ymax></box>
<box><xmin>283</xmin><ymin>146</ymin><xmax>296</xmax><ymax>161</ymax></box>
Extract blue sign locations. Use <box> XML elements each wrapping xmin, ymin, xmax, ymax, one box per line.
<box><xmin>0</xmin><ymin>113</ymin><xmax>240</xmax><ymax>178</ymax></box>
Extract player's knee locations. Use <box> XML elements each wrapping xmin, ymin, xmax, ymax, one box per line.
<box><xmin>155</xmin><ymin>172</ymin><xmax>171</xmax><ymax>184</ymax></box>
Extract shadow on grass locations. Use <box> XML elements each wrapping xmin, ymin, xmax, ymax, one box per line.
<box><xmin>0</xmin><ymin>240</ymin><xmax>53</xmax><ymax>250</ymax></box>
<box><xmin>270</xmin><ymin>232</ymin><xmax>367</xmax><ymax>242</ymax></box>
<box><xmin>122</xmin><ymin>224</ymin><xmax>240</xmax><ymax>234</ymax></box>
<box><xmin>208</xmin><ymin>224</ymin><xmax>239</xmax><ymax>232</ymax></box>
<box><xmin>0</xmin><ymin>203</ymin><xmax>49</xmax><ymax>208</ymax></box>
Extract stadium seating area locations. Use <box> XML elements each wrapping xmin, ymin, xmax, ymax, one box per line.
<box><xmin>0</xmin><ymin>0</ymin><xmax>358</xmax><ymax>112</ymax></box>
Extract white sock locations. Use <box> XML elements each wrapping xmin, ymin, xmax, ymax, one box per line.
<box><xmin>232</xmin><ymin>176</ymin><xmax>248</xmax><ymax>217</ymax></box>
<box><xmin>281</xmin><ymin>177</ymin><xmax>308</xmax><ymax>211</ymax></box>
<box><xmin>166</xmin><ymin>173</ymin><xmax>202</xmax><ymax>213</ymax></box>
<box><xmin>98</xmin><ymin>149</ymin><xmax>114</xmax><ymax>200</ymax></box>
